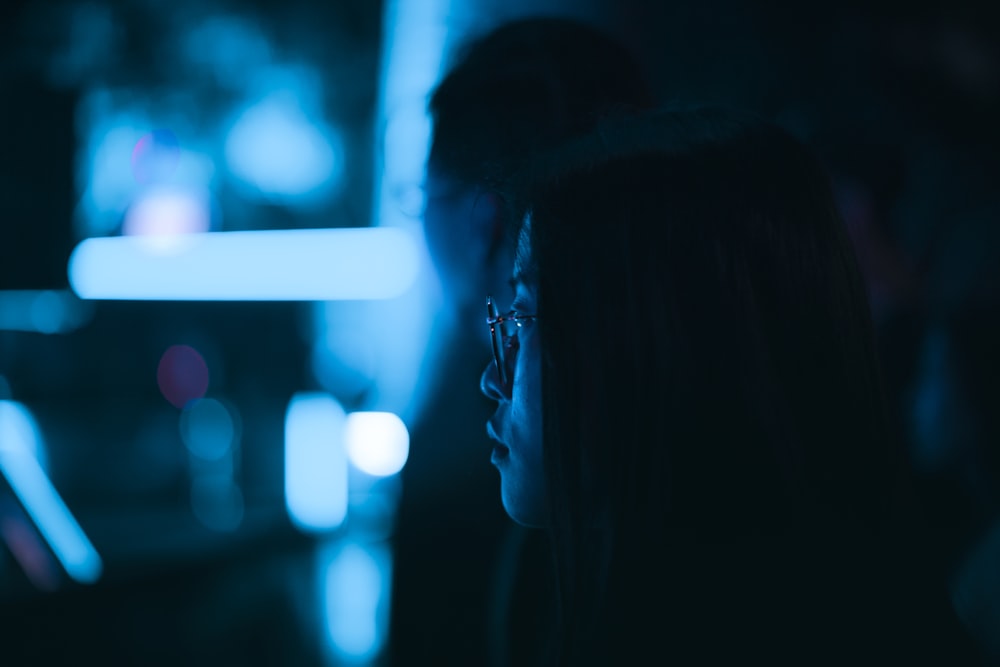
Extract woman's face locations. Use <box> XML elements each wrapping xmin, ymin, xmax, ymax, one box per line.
<box><xmin>480</xmin><ymin>223</ymin><xmax>547</xmax><ymax>527</ymax></box>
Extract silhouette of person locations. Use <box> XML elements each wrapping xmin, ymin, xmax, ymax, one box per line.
<box><xmin>389</xmin><ymin>17</ymin><xmax>653</xmax><ymax>667</ymax></box>
<box><xmin>479</xmin><ymin>107</ymin><xmax>981</xmax><ymax>665</ymax></box>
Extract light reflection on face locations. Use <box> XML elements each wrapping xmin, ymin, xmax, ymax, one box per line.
<box><xmin>480</xmin><ymin>219</ymin><xmax>547</xmax><ymax>527</ymax></box>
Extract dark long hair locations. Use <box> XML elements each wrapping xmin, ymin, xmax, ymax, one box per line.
<box><xmin>520</xmin><ymin>109</ymin><xmax>970</xmax><ymax>664</ymax></box>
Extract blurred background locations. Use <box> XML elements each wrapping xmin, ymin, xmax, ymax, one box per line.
<box><xmin>0</xmin><ymin>0</ymin><xmax>997</xmax><ymax>665</ymax></box>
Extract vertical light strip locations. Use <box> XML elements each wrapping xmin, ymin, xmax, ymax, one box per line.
<box><xmin>321</xmin><ymin>539</ymin><xmax>393</xmax><ymax>664</ymax></box>
<box><xmin>284</xmin><ymin>392</ymin><xmax>348</xmax><ymax>533</ymax></box>
<box><xmin>315</xmin><ymin>0</ymin><xmax>453</xmax><ymax>438</ymax></box>
<box><xmin>0</xmin><ymin>401</ymin><xmax>103</xmax><ymax>584</ymax></box>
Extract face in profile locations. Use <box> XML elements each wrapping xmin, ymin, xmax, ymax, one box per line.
<box><xmin>480</xmin><ymin>222</ymin><xmax>547</xmax><ymax>527</ymax></box>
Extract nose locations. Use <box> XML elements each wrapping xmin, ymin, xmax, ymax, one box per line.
<box><xmin>480</xmin><ymin>359</ymin><xmax>506</xmax><ymax>401</ymax></box>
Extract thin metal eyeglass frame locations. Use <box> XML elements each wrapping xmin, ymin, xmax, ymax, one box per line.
<box><xmin>487</xmin><ymin>295</ymin><xmax>537</xmax><ymax>390</ymax></box>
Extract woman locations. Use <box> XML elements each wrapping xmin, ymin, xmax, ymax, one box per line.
<box><xmin>480</xmin><ymin>109</ymin><xmax>978</xmax><ymax>665</ymax></box>
<box><xmin>401</xmin><ymin>17</ymin><xmax>652</xmax><ymax>667</ymax></box>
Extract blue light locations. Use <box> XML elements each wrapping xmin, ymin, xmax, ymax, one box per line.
<box><xmin>0</xmin><ymin>401</ymin><xmax>103</xmax><ymax>584</ymax></box>
<box><xmin>131</xmin><ymin>129</ymin><xmax>181</xmax><ymax>185</ymax></box>
<box><xmin>67</xmin><ymin>227</ymin><xmax>419</xmax><ymax>301</ymax></box>
<box><xmin>28</xmin><ymin>291</ymin><xmax>66</xmax><ymax>334</ymax></box>
<box><xmin>322</xmin><ymin>540</ymin><xmax>392</xmax><ymax>663</ymax></box>
<box><xmin>74</xmin><ymin>93</ymin><xmax>215</xmax><ymax>238</ymax></box>
<box><xmin>224</xmin><ymin>89</ymin><xmax>343</xmax><ymax>202</ymax></box>
<box><xmin>345</xmin><ymin>412</ymin><xmax>409</xmax><ymax>477</ymax></box>
<box><xmin>76</xmin><ymin>117</ymin><xmax>144</xmax><ymax>237</ymax></box>
<box><xmin>180</xmin><ymin>398</ymin><xmax>235</xmax><ymax>461</ymax></box>
<box><xmin>328</xmin><ymin>0</ymin><xmax>451</xmax><ymax>424</ymax></box>
<box><xmin>181</xmin><ymin>15</ymin><xmax>273</xmax><ymax>91</ymax></box>
<box><xmin>122</xmin><ymin>186</ymin><xmax>211</xmax><ymax>241</ymax></box>
<box><xmin>284</xmin><ymin>393</ymin><xmax>348</xmax><ymax>533</ymax></box>
<box><xmin>0</xmin><ymin>290</ymin><xmax>93</xmax><ymax>334</ymax></box>
<box><xmin>376</xmin><ymin>0</ymin><xmax>451</xmax><ymax>210</ymax></box>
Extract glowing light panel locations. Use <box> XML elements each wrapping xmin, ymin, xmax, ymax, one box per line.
<box><xmin>68</xmin><ymin>227</ymin><xmax>419</xmax><ymax>301</ymax></box>
<box><xmin>284</xmin><ymin>393</ymin><xmax>348</xmax><ymax>532</ymax></box>
<box><xmin>344</xmin><ymin>412</ymin><xmax>409</xmax><ymax>477</ymax></box>
<box><xmin>0</xmin><ymin>401</ymin><xmax>102</xmax><ymax>584</ymax></box>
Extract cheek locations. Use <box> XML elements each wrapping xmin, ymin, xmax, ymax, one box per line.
<box><xmin>510</xmin><ymin>338</ymin><xmax>544</xmax><ymax>455</ymax></box>
<box><xmin>505</xmin><ymin>338</ymin><xmax>547</xmax><ymax>527</ymax></box>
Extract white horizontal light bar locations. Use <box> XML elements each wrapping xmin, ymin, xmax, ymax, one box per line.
<box><xmin>0</xmin><ymin>401</ymin><xmax>103</xmax><ymax>584</ymax></box>
<box><xmin>68</xmin><ymin>227</ymin><xmax>419</xmax><ymax>301</ymax></box>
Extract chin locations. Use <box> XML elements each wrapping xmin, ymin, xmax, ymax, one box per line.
<box><xmin>501</xmin><ymin>492</ymin><xmax>547</xmax><ymax>529</ymax></box>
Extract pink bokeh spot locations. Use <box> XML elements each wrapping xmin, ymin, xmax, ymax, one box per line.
<box><xmin>0</xmin><ymin>514</ymin><xmax>60</xmax><ymax>592</ymax></box>
<box><xmin>157</xmin><ymin>344</ymin><xmax>210</xmax><ymax>409</ymax></box>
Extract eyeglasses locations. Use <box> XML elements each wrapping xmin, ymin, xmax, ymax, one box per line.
<box><xmin>487</xmin><ymin>295</ymin><xmax>537</xmax><ymax>391</ymax></box>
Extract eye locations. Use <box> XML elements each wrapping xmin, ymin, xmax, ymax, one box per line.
<box><xmin>504</xmin><ymin>331</ymin><xmax>521</xmax><ymax>352</ymax></box>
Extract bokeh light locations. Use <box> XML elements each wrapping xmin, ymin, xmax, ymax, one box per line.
<box><xmin>344</xmin><ymin>412</ymin><xmax>409</xmax><ymax>477</ymax></box>
<box><xmin>0</xmin><ymin>510</ymin><xmax>61</xmax><ymax>591</ymax></box>
<box><xmin>157</xmin><ymin>345</ymin><xmax>209</xmax><ymax>409</ymax></box>
<box><xmin>73</xmin><ymin>93</ymin><xmax>215</xmax><ymax>239</ymax></box>
<box><xmin>181</xmin><ymin>15</ymin><xmax>273</xmax><ymax>91</ymax></box>
<box><xmin>224</xmin><ymin>86</ymin><xmax>343</xmax><ymax>203</ymax></box>
<box><xmin>75</xmin><ymin>115</ymin><xmax>145</xmax><ymax>237</ymax></box>
<box><xmin>28</xmin><ymin>291</ymin><xmax>65</xmax><ymax>334</ymax></box>
<box><xmin>0</xmin><ymin>401</ymin><xmax>102</xmax><ymax>584</ymax></box>
<box><xmin>0</xmin><ymin>290</ymin><xmax>93</xmax><ymax>335</ymax></box>
<box><xmin>322</xmin><ymin>540</ymin><xmax>391</xmax><ymax>663</ymax></box>
<box><xmin>121</xmin><ymin>187</ymin><xmax>212</xmax><ymax>251</ymax></box>
<box><xmin>310</xmin><ymin>325</ymin><xmax>378</xmax><ymax>403</ymax></box>
<box><xmin>180</xmin><ymin>398</ymin><xmax>236</xmax><ymax>461</ymax></box>
<box><xmin>0</xmin><ymin>399</ymin><xmax>49</xmax><ymax>472</ymax></box>
<box><xmin>130</xmin><ymin>129</ymin><xmax>181</xmax><ymax>184</ymax></box>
